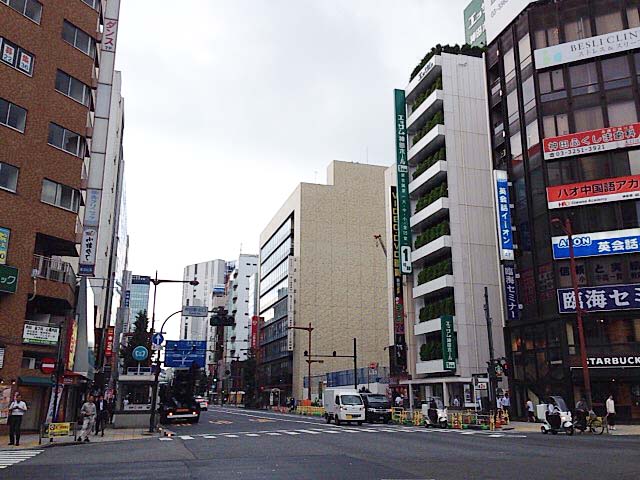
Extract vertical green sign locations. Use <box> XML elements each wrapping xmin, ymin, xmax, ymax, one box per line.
<box><xmin>464</xmin><ymin>0</ymin><xmax>486</xmax><ymax>47</ymax></box>
<box><xmin>394</xmin><ymin>89</ymin><xmax>412</xmax><ymax>275</ymax></box>
<box><xmin>0</xmin><ymin>264</ymin><xmax>18</xmax><ymax>294</ymax></box>
<box><xmin>441</xmin><ymin>315</ymin><xmax>457</xmax><ymax>371</ymax></box>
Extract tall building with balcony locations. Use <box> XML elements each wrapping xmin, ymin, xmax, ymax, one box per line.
<box><xmin>484</xmin><ymin>0</ymin><xmax>640</xmax><ymax>422</ymax></box>
<box><xmin>391</xmin><ymin>46</ymin><xmax>506</xmax><ymax>407</ymax></box>
<box><xmin>258</xmin><ymin>161</ymin><xmax>390</xmax><ymax>405</ymax></box>
<box><xmin>0</xmin><ymin>0</ymin><xmax>103</xmax><ymax>429</ymax></box>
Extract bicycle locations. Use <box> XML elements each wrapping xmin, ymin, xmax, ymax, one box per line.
<box><xmin>574</xmin><ymin>411</ymin><xmax>605</xmax><ymax>435</ymax></box>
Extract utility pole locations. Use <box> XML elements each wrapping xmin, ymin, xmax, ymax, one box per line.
<box><xmin>484</xmin><ymin>286</ymin><xmax>497</xmax><ymax>410</ymax></box>
<box><xmin>289</xmin><ymin>323</ymin><xmax>315</xmax><ymax>400</ymax></box>
<box><xmin>353</xmin><ymin>338</ymin><xmax>358</xmax><ymax>390</ymax></box>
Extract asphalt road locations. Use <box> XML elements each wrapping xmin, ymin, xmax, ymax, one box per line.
<box><xmin>3</xmin><ymin>406</ymin><xmax>638</xmax><ymax>480</ymax></box>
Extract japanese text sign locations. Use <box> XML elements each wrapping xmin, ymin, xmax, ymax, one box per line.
<box><xmin>394</xmin><ymin>89</ymin><xmax>412</xmax><ymax>274</ymax></box>
<box><xmin>552</xmin><ymin>228</ymin><xmax>640</xmax><ymax>260</ymax></box>
<box><xmin>502</xmin><ymin>264</ymin><xmax>520</xmax><ymax>321</ymax></box>
<box><xmin>543</xmin><ymin>122</ymin><xmax>640</xmax><ymax>160</ymax></box>
<box><xmin>494</xmin><ymin>170</ymin><xmax>514</xmax><ymax>261</ymax></box>
<box><xmin>103</xmin><ymin>19</ymin><xmax>118</xmax><ymax>52</ymax></box>
<box><xmin>558</xmin><ymin>283</ymin><xmax>640</xmax><ymax>313</ymax></box>
<box><xmin>441</xmin><ymin>315</ymin><xmax>457</xmax><ymax>371</ymax></box>
<box><xmin>105</xmin><ymin>327</ymin><xmax>115</xmax><ymax>357</ymax></box>
<box><xmin>390</xmin><ymin>187</ymin><xmax>406</xmax><ymax>337</ymax></box>
<box><xmin>78</xmin><ymin>227</ymin><xmax>97</xmax><ymax>276</ymax></box>
<box><xmin>0</xmin><ymin>264</ymin><xmax>18</xmax><ymax>294</ymax></box>
<box><xmin>547</xmin><ymin>175</ymin><xmax>640</xmax><ymax>209</ymax></box>
<box><xmin>0</xmin><ymin>227</ymin><xmax>9</xmax><ymax>265</ymax></box>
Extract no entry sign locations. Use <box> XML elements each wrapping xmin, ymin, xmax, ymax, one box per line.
<box><xmin>41</xmin><ymin>358</ymin><xmax>56</xmax><ymax>375</ymax></box>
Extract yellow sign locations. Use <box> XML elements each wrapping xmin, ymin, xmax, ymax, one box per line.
<box><xmin>47</xmin><ymin>422</ymin><xmax>71</xmax><ymax>437</ymax></box>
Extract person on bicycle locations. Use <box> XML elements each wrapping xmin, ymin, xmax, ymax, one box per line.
<box><xmin>575</xmin><ymin>397</ymin><xmax>588</xmax><ymax>431</ymax></box>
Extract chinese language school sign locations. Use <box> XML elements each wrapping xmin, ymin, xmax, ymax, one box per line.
<box><xmin>547</xmin><ymin>175</ymin><xmax>640</xmax><ymax>209</ymax></box>
<box><xmin>552</xmin><ymin>228</ymin><xmax>640</xmax><ymax>260</ymax></box>
<box><xmin>543</xmin><ymin>122</ymin><xmax>640</xmax><ymax>160</ymax></box>
<box><xmin>394</xmin><ymin>89</ymin><xmax>412</xmax><ymax>274</ymax></box>
<box><xmin>494</xmin><ymin>170</ymin><xmax>514</xmax><ymax>261</ymax></box>
<box><xmin>441</xmin><ymin>315</ymin><xmax>457</xmax><ymax>371</ymax></box>
<box><xmin>0</xmin><ymin>264</ymin><xmax>18</xmax><ymax>294</ymax></box>
<box><xmin>558</xmin><ymin>284</ymin><xmax>640</xmax><ymax>313</ymax></box>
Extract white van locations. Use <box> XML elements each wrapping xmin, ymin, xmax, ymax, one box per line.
<box><xmin>323</xmin><ymin>388</ymin><xmax>365</xmax><ymax>425</ymax></box>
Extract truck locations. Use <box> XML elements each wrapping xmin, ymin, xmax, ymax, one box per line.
<box><xmin>158</xmin><ymin>368</ymin><xmax>201</xmax><ymax>424</ymax></box>
<box><xmin>323</xmin><ymin>388</ymin><xmax>365</xmax><ymax>425</ymax></box>
<box><xmin>360</xmin><ymin>393</ymin><xmax>392</xmax><ymax>424</ymax></box>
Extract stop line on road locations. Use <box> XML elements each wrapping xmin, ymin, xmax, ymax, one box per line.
<box><xmin>159</xmin><ymin>425</ymin><xmax>526</xmax><ymax>442</ymax></box>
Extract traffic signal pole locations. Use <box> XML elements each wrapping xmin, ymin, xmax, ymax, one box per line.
<box><xmin>484</xmin><ymin>286</ymin><xmax>497</xmax><ymax>409</ymax></box>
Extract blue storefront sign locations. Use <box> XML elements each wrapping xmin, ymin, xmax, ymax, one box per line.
<box><xmin>165</xmin><ymin>340</ymin><xmax>206</xmax><ymax>368</ymax></box>
<box><xmin>552</xmin><ymin>228</ymin><xmax>640</xmax><ymax>260</ymax></box>
<box><xmin>502</xmin><ymin>264</ymin><xmax>520</xmax><ymax>321</ymax></box>
<box><xmin>557</xmin><ymin>283</ymin><xmax>640</xmax><ymax>313</ymax></box>
<box><xmin>494</xmin><ymin>170</ymin><xmax>514</xmax><ymax>261</ymax></box>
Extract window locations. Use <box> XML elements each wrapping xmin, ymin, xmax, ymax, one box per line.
<box><xmin>573</xmin><ymin>105</ymin><xmax>604</xmax><ymax>132</ymax></box>
<box><xmin>62</xmin><ymin>21</ymin><xmax>96</xmax><ymax>58</ymax></box>
<box><xmin>518</xmin><ymin>34</ymin><xmax>532</xmax><ymax>68</ymax></box>
<box><xmin>602</xmin><ymin>57</ymin><xmax>631</xmax><ymax>90</ymax></box>
<box><xmin>521</xmin><ymin>76</ymin><xmax>535</xmax><ymax>113</ymax></box>
<box><xmin>564</xmin><ymin>9</ymin><xmax>592</xmax><ymax>42</ymax></box>
<box><xmin>0</xmin><ymin>37</ymin><xmax>34</xmax><ymax>75</ymax></box>
<box><xmin>0</xmin><ymin>97</ymin><xmax>26</xmax><ymax>132</ymax></box>
<box><xmin>0</xmin><ymin>0</ymin><xmax>42</xmax><ymax>23</ymax></box>
<box><xmin>47</xmin><ymin>123</ymin><xmax>86</xmax><ymax>157</ymax></box>
<box><xmin>595</xmin><ymin>3</ymin><xmax>624</xmax><ymax>35</ymax></box>
<box><xmin>0</xmin><ymin>162</ymin><xmax>18</xmax><ymax>192</ymax></box>
<box><xmin>539</xmin><ymin>69</ymin><xmax>566</xmax><ymax>102</ymax></box>
<box><xmin>542</xmin><ymin>113</ymin><xmax>569</xmax><ymax>137</ymax></box>
<box><xmin>569</xmin><ymin>63</ymin><xmax>598</xmax><ymax>96</ymax></box>
<box><xmin>55</xmin><ymin>70</ymin><xmax>91</xmax><ymax>106</ymax></box>
<box><xmin>81</xmin><ymin>0</ymin><xmax>99</xmax><ymax>9</ymax></box>
<box><xmin>41</xmin><ymin>179</ymin><xmax>81</xmax><ymax>212</ymax></box>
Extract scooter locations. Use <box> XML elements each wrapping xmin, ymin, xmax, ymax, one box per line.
<box><xmin>421</xmin><ymin>396</ymin><xmax>448</xmax><ymax>429</ymax></box>
<box><xmin>541</xmin><ymin>396</ymin><xmax>574</xmax><ymax>436</ymax></box>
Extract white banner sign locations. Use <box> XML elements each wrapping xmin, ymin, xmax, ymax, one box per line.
<box><xmin>484</xmin><ymin>0</ymin><xmax>538</xmax><ymax>44</ymax></box>
<box><xmin>23</xmin><ymin>323</ymin><xmax>60</xmax><ymax>346</ymax></box>
<box><xmin>535</xmin><ymin>27</ymin><xmax>640</xmax><ymax>69</ymax></box>
<box><xmin>84</xmin><ymin>189</ymin><xmax>101</xmax><ymax>227</ymax></box>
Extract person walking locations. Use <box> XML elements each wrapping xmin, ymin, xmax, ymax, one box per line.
<box><xmin>8</xmin><ymin>392</ymin><xmax>27</xmax><ymax>446</ymax></box>
<box><xmin>606</xmin><ymin>395</ymin><xmax>616</xmax><ymax>431</ymax></box>
<box><xmin>78</xmin><ymin>395</ymin><xmax>96</xmax><ymax>443</ymax></box>
<box><xmin>526</xmin><ymin>399</ymin><xmax>535</xmax><ymax>422</ymax></box>
<box><xmin>502</xmin><ymin>392</ymin><xmax>511</xmax><ymax>418</ymax></box>
<box><xmin>94</xmin><ymin>395</ymin><xmax>107</xmax><ymax>436</ymax></box>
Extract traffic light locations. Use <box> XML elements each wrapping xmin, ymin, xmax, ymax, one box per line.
<box><xmin>209</xmin><ymin>306</ymin><xmax>235</xmax><ymax>327</ymax></box>
<box><xmin>498</xmin><ymin>357</ymin><xmax>510</xmax><ymax>377</ymax></box>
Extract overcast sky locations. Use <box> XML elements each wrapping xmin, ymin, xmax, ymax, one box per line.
<box><xmin>115</xmin><ymin>0</ymin><xmax>470</xmax><ymax>338</ymax></box>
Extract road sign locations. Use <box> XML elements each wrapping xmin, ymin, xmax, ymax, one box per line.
<box><xmin>41</xmin><ymin>358</ymin><xmax>56</xmax><ymax>375</ymax></box>
<box><xmin>182</xmin><ymin>305</ymin><xmax>208</xmax><ymax>317</ymax></box>
<box><xmin>46</xmin><ymin>422</ymin><xmax>71</xmax><ymax>438</ymax></box>
<box><xmin>165</xmin><ymin>340</ymin><xmax>206</xmax><ymax>368</ymax></box>
<box><xmin>132</xmin><ymin>345</ymin><xmax>149</xmax><ymax>362</ymax></box>
<box><xmin>151</xmin><ymin>333</ymin><xmax>165</xmax><ymax>345</ymax></box>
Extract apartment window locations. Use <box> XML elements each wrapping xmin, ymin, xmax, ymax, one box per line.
<box><xmin>62</xmin><ymin>21</ymin><xmax>96</xmax><ymax>58</ymax></box>
<box><xmin>0</xmin><ymin>37</ymin><xmax>34</xmax><ymax>75</ymax></box>
<box><xmin>81</xmin><ymin>0</ymin><xmax>99</xmax><ymax>9</ymax></box>
<box><xmin>0</xmin><ymin>97</ymin><xmax>26</xmax><ymax>132</ymax></box>
<box><xmin>55</xmin><ymin>70</ymin><xmax>91</xmax><ymax>106</ymax></box>
<box><xmin>539</xmin><ymin>69</ymin><xmax>566</xmax><ymax>102</ymax></box>
<box><xmin>41</xmin><ymin>179</ymin><xmax>81</xmax><ymax>212</ymax></box>
<box><xmin>573</xmin><ymin>105</ymin><xmax>604</xmax><ymax>132</ymax></box>
<box><xmin>563</xmin><ymin>8</ymin><xmax>592</xmax><ymax>42</ymax></box>
<box><xmin>542</xmin><ymin>113</ymin><xmax>569</xmax><ymax>137</ymax></box>
<box><xmin>602</xmin><ymin>57</ymin><xmax>632</xmax><ymax>90</ymax></box>
<box><xmin>595</xmin><ymin>2</ymin><xmax>624</xmax><ymax>35</ymax></box>
<box><xmin>0</xmin><ymin>0</ymin><xmax>42</xmax><ymax>24</ymax></box>
<box><xmin>569</xmin><ymin>63</ymin><xmax>599</xmax><ymax>96</ymax></box>
<box><xmin>0</xmin><ymin>162</ymin><xmax>18</xmax><ymax>192</ymax></box>
<box><xmin>47</xmin><ymin>123</ymin><xmax>86</xmax><ymax>157</ymax></box>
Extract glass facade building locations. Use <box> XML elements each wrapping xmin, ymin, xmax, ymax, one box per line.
<box><xmin>487</xmin><ymin>0</ymin><xmax>640</xmax><ymax>421</ymax></box>
<box><xmin>127</xmin><ymin>276</ymin><xmax>150</xmax><ymax>332</ymax></box>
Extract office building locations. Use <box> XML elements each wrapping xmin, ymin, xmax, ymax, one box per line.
<box><xmin>258</xmin><ymin>161</ymin><xmax>390</xmax><ymax>404</ymax></box>
<box><xmin>484</xmin><ymin>0</ymin><xmax>640</xmax><ymax>421</ymax></box>
<box><xmin>126</xmin><ymin>274</ymin><xmax>151</xmax><ymax>333</ymax></box>
<box><xmin>388</xmin><ymin>45</ymin><xmax>506</xmax><ymax>408</ymax></box>
<box><xmin>0</xmin><ymin>0</ymin><xmax>107</xmax><ymax>429</ymax></box>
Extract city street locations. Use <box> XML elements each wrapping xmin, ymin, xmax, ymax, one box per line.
<box><xmin>3</xmin><ymin>407</ymin><xmax>638</xmax><ymax>480</ymax></box>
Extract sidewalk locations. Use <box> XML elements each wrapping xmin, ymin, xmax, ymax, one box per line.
<box><xmin>0</xmin><ymin>426</ymin><xmax>160</xmax><ymax>450</ymax></box>
<box><xmin>507</xmin><ymin>421</ymin><xmax>640</xmax><ymax>436</ymax></box>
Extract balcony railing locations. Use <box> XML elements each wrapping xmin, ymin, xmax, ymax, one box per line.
<box><xmin>32</xmin><ymin>255</ymin><xmax>76</xmax><ymax>287</ymax></box>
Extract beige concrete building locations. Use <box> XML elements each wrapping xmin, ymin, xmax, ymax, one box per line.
<box><xmin>257</xmin><ymin>161</ymin><xmax>389</xmax><ymax>403</ymax></box>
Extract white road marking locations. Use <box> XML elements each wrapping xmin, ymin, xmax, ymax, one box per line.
<box><xmin>245</xmin><ymin>433</ymin><xmax>260</xmax><ymax>437</ymax></box>
<box><xmin>223</xmin><ymin>434</ymin><xmax>239</xmax><ymax>438</ymax></box>
<box><xmin>0</xmin><ymin>450</ymin><xmax>44</xmax><ymax>470</ymax></box>
<box><xmin>203</xmin><ymin>435</ymin><xmax>217</xmax><ymax>439</ymax></box>
<box><xmin>281</xmin><ymin>431</ymin><xmax>301</xmax><ymax>435</ymax></box>
<box><xmin>159</xmin><ymin>437</ymin><xmax>173</xmax><ymax>441</ymax></box>
<box><xmin>179</xmin><ymin>435</ymin><xmax>194</xmax><ymax>440</ymax></box>
<box><xmin>266</xmin><ymin>432</ymin><xmax>281</xmax><ymax>436</ymax></box>
<box><xmin>295</xmin><ymin>429</ymin><xmax>321</xmax><ymax>434</ymax></box>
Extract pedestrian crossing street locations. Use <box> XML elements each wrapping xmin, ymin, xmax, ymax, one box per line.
<box><xmin>0</xmin><ymin>449</ymin><xmax>44</xmax><ymax>470</ymax></box>
<box><xmin>159</xmin><ymin>425</ymin><xmax>526</xmax><ymax>442</ymax></box>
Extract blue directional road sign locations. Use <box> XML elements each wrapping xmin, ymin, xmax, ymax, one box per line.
<box><xmin>132</xmin><ymin>345</ymin><xmax>149</xmax><ymax>362</ymax></box>
<box><xmin>151</xmin><ymin>333</ymin><xmax>165</xmax><ymax>345</ymax></box>
<box><xmin>164</xmin><ymin>340</ymin><xmax>206</xmax><ymax>368</ymax></box>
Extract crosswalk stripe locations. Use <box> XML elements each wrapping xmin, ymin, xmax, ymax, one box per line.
<box><xmin>281</xmin><ymin>431</ymin><xmax>300</xmax><ymax>435</ymax></box>
<box><xmin>179</xmin><ymin>435</ymin><xmax>194</xmax><ymax>440</ymax></box>
<box><xmin>0</xmin><ymin>450</ymin><xmax>44</xmax><ymax>470</ymax></box>
<box><xmin>245</xmin><ymin>434</ymin><xmax>260</xmax><ymax>437</ymax></box>
<box><xmin>203</xmin><ymin>435</ymin><xmax>217</xmax><ymax>439</ymax></box>
<box><xmin>159</xmin><ymin>437</ymin><xmax>173</xmax><ymax>441</ymax></box>
<box><xmin>318</xmin><ymin>429</ymin><xmax>340</xmax><ymax>434</ymax></box>
<box><xmin>488</xmin><ymin>434</ymin><xmax>504</xmax><ymax>438</ymax></box>
<box><xmin>358</xmin><ymin>428</ymin><xmax>378</xmax><ymax>432</ymax></box>
<box><xmin>266</xmin><ymin>433</ymin><xmax>281</xmax><ymax>436</ymax></box>
<box><xmin>224</xmin><ymin>434</ymin><xmax>239</xmax><ymax>438</ymax></box>
<box><xmin>295</xmin><ymin>429</ymin><xmax>321</xmax><ymax>434</ymax></box>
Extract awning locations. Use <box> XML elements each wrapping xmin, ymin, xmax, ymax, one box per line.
<box><xmin>19</xmin><ymin>376</ymin><xmax>53</xmax><ymax>387</ymax></box>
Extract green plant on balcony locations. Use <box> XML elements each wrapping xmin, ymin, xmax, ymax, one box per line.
<box><xmin>417</xmin><ymin>257</ymin><xmax>453</xmax><ymax>286</ymax></box>
<box><xmin>419</xmin><ymin>296</ymin><xmax>455</xmax><ymax>322</ymax></box>
<box><xmin>412</xmin><ymin>110</ymin><xmax>444</xmax><ymax>145</ymax></box>
<box><xmin>411</xmin><ymin>76</ymin><xmax>443</xmax><ymax>112</ymax></box>
<box><xmin>419</xmin><ymin>340</ymin><xmax>443</xmax><ymax>362</ymax></box>
<box><xmin>410</xmin><ymin>44</ymin><xmax>486</xmax><ymax>82</ymax></box>
<box><xmin>415</xmin><ymin>181</ymin><xmax>448</xmax><ymax>214</ymax></box>
<box><xmin>413</xmin><ymin>147</ymin><xmax>446</xmax><ymax>180</ymax></box>
<box><xmin>414</xmin><ymin>220</ymin><xmax>450</xmax><ymax>250</ymax></box>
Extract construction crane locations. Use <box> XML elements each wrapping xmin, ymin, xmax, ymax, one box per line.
<box><xmin>373</xmin><ymin>234</ymin><xmax>387</xmax><ymax>258</ymax></box>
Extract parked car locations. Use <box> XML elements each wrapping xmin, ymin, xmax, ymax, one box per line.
<box><xmin>323</xmin><ymin>388</ymin><xmax>365</xmax><ymax>425</ymax></box>
<box><xmin>361</xmin><ymin>393</ymin><xmax>392</xmax><ymax>423</ymax></box>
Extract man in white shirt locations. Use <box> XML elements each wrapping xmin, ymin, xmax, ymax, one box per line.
<box><xmin>606</xmin><ymin>395</ymin><xmax>616</xmax><ymax>431</ymax></box>
<box><xmin>8</xmin><ymin>392</ymin><xmax>28</xmax><ymax>446</ymax></box>
<box><xmin>526</xmin><ymin>399</ymin><xmax>535</xmax><ymax>422</ymax></box>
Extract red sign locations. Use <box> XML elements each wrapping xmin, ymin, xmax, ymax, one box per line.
<box><xmin>250</xmin><ymin>316</ymin><xmax>259</xmax><ymax>351</ymax></box>
<box><xmin>41</xmin><ymin>358</ymin><xmax>56</xmax><ymax>375</ymax></box>
<box><xmin>543</xmin><ymin>122</ymin><xmax>640</xmax><ymax>160</ymax></box>
<box><xmin>104</xmin><ymin>326</ymin><xmax>115</xmax><ymax>357</ymax></box>
<box><xmin>547</xmin><ymin>175</ymin><xmax>640</xmax><ymax>209</ymax></box>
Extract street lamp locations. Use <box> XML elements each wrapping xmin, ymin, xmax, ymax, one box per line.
<box><xmin>551</xmin><ymin>217</ymin><xmax>593</xmax><ymax>409</ymax></box>
<box><xmin>147</xmin><ymin>272</ymin><xmax>198</xmax><ymax>433</ymax></box>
